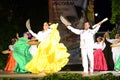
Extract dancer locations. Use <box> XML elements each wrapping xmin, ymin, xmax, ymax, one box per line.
<box><xmin>2</xmin><ymin>38</ymin><xmax>17</xmax><ymax>72</ymax></box>
<box><xmin>26</xmin><ymin>19</ymin><xmax>52</xmax><ymax>42</ymax></box>
<box><xmin>28</xmin><ymin>36</ymin><xmax>38</xmax><ymax>56</ymax></box>
<box><xmin>93</xmin><ymin>36</ymin><xmax>108</xmax><ymax>71</ymax></box>
<box><xmin>106</xmin><ymin>33</ymin><xmax>120</xmax><ymax>65</ymax></box>
<box><xmin>105</xmin><ymin>33</ymin><xmax>120</xmax><ymax>71</ymax></box>
<box><xmin>25</xmin><ymin>23</ymin><xmax>70</xmax><ymax>76</ymax></box>
<box><xmin>114</xmin><ymin>47</ymin><xmax>120</xmax><ymax>71</ymax></box>
<box><xmin>13</xmin><ymin>32</ymin><xmax>32</xmax><ymax>73</ymax></box>
<box><xmin>114</xmin><ymin>43</ymin><xmax>120</xmax><ymax>71</ymax></box>
<box><xmin>60</xmin><ymin>16</ymin><xmax>108</xmax><ymax>73</ymax></box>
<box><xmin>26</xmin><ymin>20</ymin><xmax>52</xmax><ymax>56</ymax></box>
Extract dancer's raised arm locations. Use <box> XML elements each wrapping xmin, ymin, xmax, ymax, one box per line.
<box><xmin>92</xmin><ymin>18</ymin><xmax>108</xmax><ymax>28</ymax></box>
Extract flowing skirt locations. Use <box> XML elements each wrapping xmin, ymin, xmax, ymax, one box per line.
<box><xmin>26</xmin><ymin>23</ymin><xmax>70</xmax><ymax>73</ymax></box>
<box><xmin>4</xmin><ymin>51</ymin><xmax>16</xmax><ymax>72</ymax></box>
<box><xmin>94</xmin><ymin>49</ymin><xmax>108</xmax><ymax>71</ymax></box>
<box><xmin>114</xmin><ymin>55</ymin><xmax>120</xmax><ymax>70</ymax></box>
<box><xmin>13</xmin><ymin>38</ymin><xmax>32</xmax><ymax>73</ymax></box>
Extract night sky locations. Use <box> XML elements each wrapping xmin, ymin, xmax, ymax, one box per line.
<box><xmin>94</xmin><ymin>0</ymin><xmax>115</xmax><ymax>31</ymax></box>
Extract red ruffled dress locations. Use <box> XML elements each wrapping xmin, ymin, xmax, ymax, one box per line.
<box><xmin>94</xmin><ymin>41</ymin><xmax>108</xmax><ymax>71</ymax></box>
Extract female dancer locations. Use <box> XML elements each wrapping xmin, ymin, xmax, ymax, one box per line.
<box><xmin>2</xmin><ymin>38</ymin><xmax>17</xmax><ymax>72</ymax></box>
<box><xmin>93</xmin><ymin>36</ymin><xmax>108</xmax><ymax>71</ymax></box>
<box><xmin>25</xmin><ymin>22</ymin><xmax>70</xmax><ymax>76</ymax></box>
<box><xmin>13</xmin><ymin>32</ymin><xmax>32</xmax><ymax>73</ymax></box>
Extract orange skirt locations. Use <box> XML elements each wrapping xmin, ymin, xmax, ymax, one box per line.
<box><xmin>4</xmin><ymin>51</ymin><xmax>16</xmax><ymax>72</ymax></box>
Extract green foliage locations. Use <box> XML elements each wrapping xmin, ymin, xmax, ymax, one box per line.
<box><xmin>60</xmin><ymin>73</ymin><xmax>84</xmax><ymax>80</ymax></box>
<box><xmin>40</xmin><ymin>73</ymin><xmax>62</xmax><ymax>80</ymax></box>
<box><xmin>89</xmin><ymin>73</ymin><xmax>118</xmax><ymax>80</ymax></box>
<box><xmin>111</xmin><ymin>0</ymin><xmax>120</xmax><ymax>24</ymax></box>
<box><xmin>0</xmin><ymin>78</ymin><xmax>16</xmax><ymax>80</ymax></box>
<box><xmin>109</xmin><ymin>27</ymin><xmax>117</xmax><ymax>38</ymax></box>
<box><xmin>40</xmin><ymin>73</ymin><xmax>87</xmax><ymax>80</ymax></box>
<box><xmin>39</xmin><ymin>73</ymin><xmax>120</xmax><ymax>80</ymax></box>
<box><xmin>0</xmin><ymin>73</ymin><xmax>120</xmax><ymax>80</ymax></box>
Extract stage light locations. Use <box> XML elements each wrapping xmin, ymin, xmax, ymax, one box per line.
<box><xmin>95</xmin><ymin>13</ymin><xmax>98</xmax><ymax>16</ymax></box>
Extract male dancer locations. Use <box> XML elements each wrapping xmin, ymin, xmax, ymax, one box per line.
<box><xmin>60</xmin><ymin>16</ymin><xmax>108</xmax><ymax>73</ymax></box>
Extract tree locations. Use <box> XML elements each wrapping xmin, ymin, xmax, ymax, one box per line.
<box><xmin>110</xmin><ymin>0</ymin><xmax>120</xmax><ymax>38</ymax></box>
<box><xmin>111</xmin><ymin>0</ymin><xmax>120</xmax><ymax>24</ymax></box>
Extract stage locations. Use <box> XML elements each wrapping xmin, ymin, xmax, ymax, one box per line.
<box><xmin>0</xmin><ymin>70</ymin><xmax>120</xmax><ymax>78</ymax></box>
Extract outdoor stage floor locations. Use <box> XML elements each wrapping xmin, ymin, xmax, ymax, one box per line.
<box><xmin>0</xmin><ymin>70</ymin><xmax>120</xmax><ymax>78</ymax></box>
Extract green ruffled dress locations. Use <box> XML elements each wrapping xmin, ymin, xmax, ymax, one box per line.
<box><xmin>13</xmin><ymin>37</ymin><xmax>32</xmax><ymax>73</ymax></box>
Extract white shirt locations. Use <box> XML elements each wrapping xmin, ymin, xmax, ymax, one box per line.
<box><xmin>9</xmin><ymin>45</ymin><xmax>14</xmax><ymax>51</ymax></box>
<box><xmin>29</xmin><ymin>29</ymin><xmax>52</xmax><ymax>42</ymax></box>
<box><xmin>67</xmin><ymin>24</ymin><xmax>100</xmax><ymax>49</ymax></box>
<box><xmin>106</xmin><ymin>38</ymin><xmax>119</xmax><ymax>44</ymax></box>
<box><xmin>94</xmin><ymin>41</ymin><xmax>106</xmax><ymax>50</ymax></box>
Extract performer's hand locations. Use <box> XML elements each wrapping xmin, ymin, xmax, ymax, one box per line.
<box><xmin>26</xmin><ymin>19</ymin><xmax>31</xmax><ymax>30</ymax></box>
<box><xmin>104</xmin><ymin>31</ymin><xmax>110</xmax><ymax>39</ymax></box>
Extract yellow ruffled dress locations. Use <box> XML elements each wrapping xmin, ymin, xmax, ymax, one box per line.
<box><xmin>25</xmin><ymin>23</ymin><xmax>70</xmax><ymax>73</ymax></box>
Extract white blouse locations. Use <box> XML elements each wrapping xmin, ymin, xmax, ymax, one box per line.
<box><xmin>29</xmin><ymin>29</ymin><xmax>52</xmax><ymax>42</ymax></box>
<box><xmin>94</xmin><ymin>41</ymin><xmax>106</xmax><ymax>50</ymax></box>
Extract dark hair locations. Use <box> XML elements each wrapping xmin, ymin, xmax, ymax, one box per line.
<box><xmin>83</xmin><ymin>21</ymin><xmax>89</xmax><ymax>24</ymax></box>
<box><xmin>83</xmin><ymin>21</ymin><xmax>92</xmax><ymax>28</ymax></box>
<box><xmin>97</xmin><ymin>36</ymin><xmax>103</xmax><ymax>41</ymax></box>
<box><xmin>11</xmin><ymin>38</ymin><xmax>17</xmax><ymax>45</ymax></box>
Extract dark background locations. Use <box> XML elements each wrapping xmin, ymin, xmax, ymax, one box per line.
<box><xmin>0</xmin><ymin>0</ymin><xmax>49</xmax><ymax>33</ymax></box>
<box><xmin>94</xmin><ymin>0</ymin><xmax>115</xmax><ymax>31</ymax></box>
<box><xmin>0</xmin><ymin>0</ymin><xmax>49</xmax><ymax>50</ymax></box>
<box><xmin>0</xmin><ymin>0</ymin><xmax>115</xmax><ymax>34</ymax></box>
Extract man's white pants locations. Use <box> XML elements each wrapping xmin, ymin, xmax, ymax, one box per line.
<box><xmin>81</xmin><ymin>48</ymin><xmax>94</xmax><ymax>73</ymax></box>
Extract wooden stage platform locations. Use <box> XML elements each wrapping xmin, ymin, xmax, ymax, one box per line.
<box><xmin>0</xmin><ymin>70</ymin><xmax>120</xmax><ymax>78</ymax></box>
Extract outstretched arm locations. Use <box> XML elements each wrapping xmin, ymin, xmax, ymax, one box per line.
<box><xmin>91</xmin><ymin>18</ymin><xmax>108</xmax><ymax>34</ymax></box>
<box><xmin>26</xmin><ymin>19</ymin><xmax>38</xmax><ymax>38</ymax></box>
<box><xmin>92</xmin><ymin>18</ymin><xmax>108</xmax><ymax>28</ymax></box>
<box><xmin>60</xmin><ymin>16</ymin><xmax>82</xmax><ymax>34</ymax></box>
<box><xmin>104</xmin><ymin>31</ymin><xmax>114</xmax><ymax>43</ymax></box>
<box><xmin>98</xmin><ymin>18</ymin><xmax>108</xmax><ymax>25</ymax></box>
